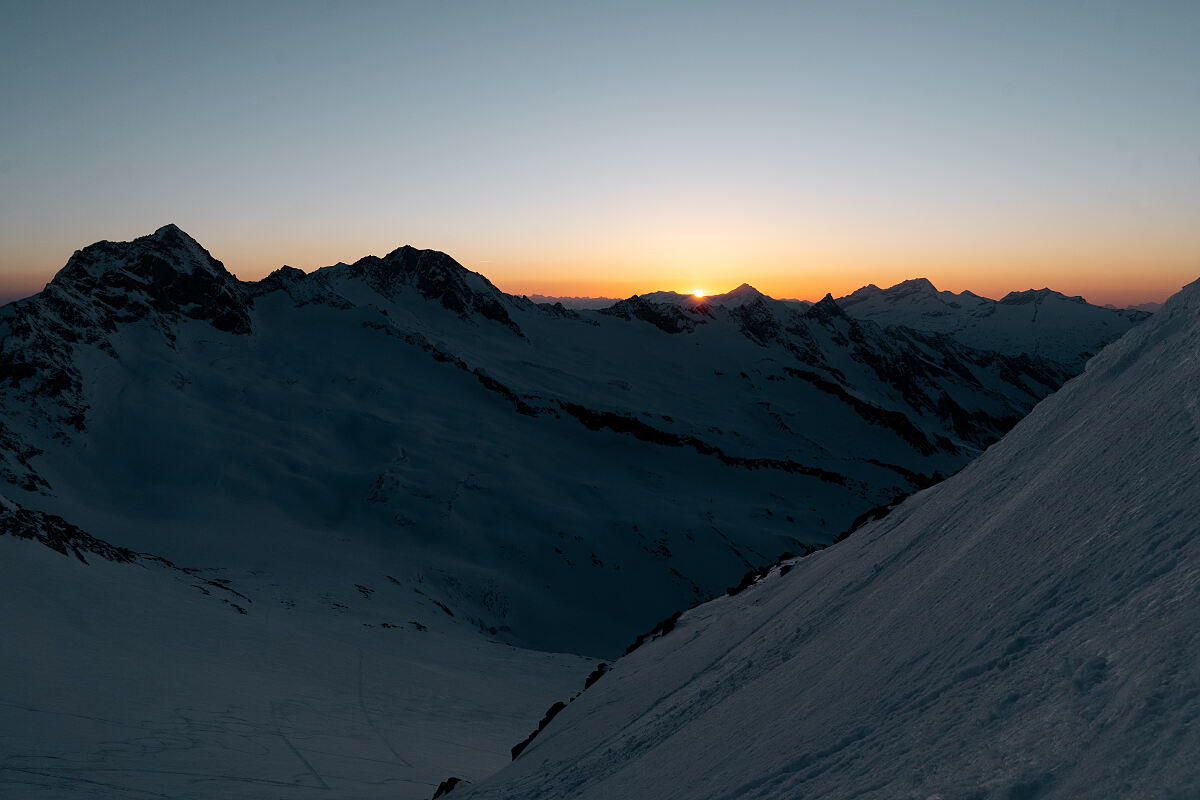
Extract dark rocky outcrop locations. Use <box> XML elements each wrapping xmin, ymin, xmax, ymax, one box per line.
<box><xmin>324</xmin><ymin>246</ymin><xmax>523</xmax><ymax>335</ymax></box>
<box><xmin>599</xmin><ymin>295</ymin><xmax>702</xmax><ymax>333</ymax></box>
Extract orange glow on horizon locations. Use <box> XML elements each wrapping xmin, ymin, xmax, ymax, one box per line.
<box><xmin>471</xmin><ymin>234</ymin><xmax>1198</xmax><ymax>308</ymax></box>
<box><xmin>3</xmin><ymin>222</ymin><xmax>1194</xmax><ymax>310</ymax></box>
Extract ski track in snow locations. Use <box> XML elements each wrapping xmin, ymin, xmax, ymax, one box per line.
<box><xmin>270</xmin><ymin>701</ymin><xmax>331</xmax><ymax>791</ymax></box>
<box><xmin>357</xmin><ymin>648</ymin><xmax>415</xmax><ymax>769</ymax></box>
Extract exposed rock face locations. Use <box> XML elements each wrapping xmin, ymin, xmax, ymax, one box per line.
<box><xmin>47</xmin><ymin>223</ymin><xmax>251</xmax><ymax>335</ymax></box>
<box><xmin>0</xmin><ymin>492</ymin><xmax>136</xmax><ymax>564</ymax></box>
<box><xmin>323</xmin><ymin>246</ymin><xmax>523</xmax><ymax>335</ymax></box>
<box><xmin>598</xmin><ymin>295</ymin><xmax>702</xmax><ymax>333</ymax></box>
<box><xmin>0</xmin><ymin>225</ymin><xmax>250</xmax><ymax>441</ymax></box>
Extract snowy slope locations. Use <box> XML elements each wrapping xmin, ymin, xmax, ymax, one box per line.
<box><xmin>839</xmin><ymin>278</ymin><xmax>1147</xmax><ymax>369</ymax></box>
<box><xmin>0</xmin><ymin>507</ymin><xmax>594</xmax><ymax>799</ymax></box>
<box><xmin>468</xmin><ymin>276</ymin><xmax>1200</xmax><ymax>800</ymax></box>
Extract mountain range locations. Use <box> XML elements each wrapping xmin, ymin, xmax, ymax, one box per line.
<box><xmin>468</xmin><ymin>274</ymin><xmax>1200</xmax><ymax>800</ymax></box>
<box><xmin>0</xmin><ymin>225</ymin><xmax>1155</xmax><ymax>797</ymax></box>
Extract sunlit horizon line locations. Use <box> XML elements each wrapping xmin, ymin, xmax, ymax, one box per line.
<box><xmin>2</xmin><ymin>214</ymin><xmax>1196</xmax><ymax>309</ymax></box>
<box><xmin>496</xmin><ymin>278</ymin><xmax>1179</xmax><ymax>308</ymax></box>
<box><xmin>0</xmin><ymin>235</ymin><xmax>1190</xmax><ymax>308</ymax></box>
<box><xmin>0</xmin><ymin>268</ymin><xmax>1180</xmax><ymax>310</ymax></box>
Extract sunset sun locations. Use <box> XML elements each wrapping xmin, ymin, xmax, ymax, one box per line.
<box><xmin>692</xmin><ymin>288</ymin><xmax>706</xmax><ymax>298</ymax></box>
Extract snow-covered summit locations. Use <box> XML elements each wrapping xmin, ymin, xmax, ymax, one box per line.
<box><xmin>703</xmin><ymin>283</ymin><xmax>767</xmax><ymax>307</ymax></box>
<box><xmin>839</xmin><ymin>277</ymin><xmax>980</xmax><ymax>314</ymax></box>
<box><xmin>805</xmin><ymin>292</ymin><xmax>847</xmax><ymax>319</ymax></box>
<box><xmin>610</xmin><ymin>284</ymin><xmax>772</xmax><ymax>310</ymax></box>
<box><xmin>635</xmin><ymin>289</ymin><xmax>695</xmax><ymax>305</ymax></box>
<box><xmin>844</xmin><ymin>282</ymin><xmax>883</xmax><ymax>299</ymax></box>
<box><xmin>598</xmin><ymin>294</ymin><xmax>704</xmax><ymax>333</ymax></box>
<box><xmin>44</xmin><ymin>222</ymin><xmax>250</xmax><ymax>334</ymax></box>
<box><xmin>57</xmin><ymin>224</ymin><xmax>226</xmax><ymax>280</ymax></box>
<box><xmin>885</xmin><ymin>276</ymin><xmax>938</xmax><ymax>296</ymax></box>
<box><xmin>838</xmin><ymin>277</ymin><xmax>1147</xmax><ymax>369</ymax></box>
<box><xmin>0</xmin><ymin>225</ymin><xmax>252</xmax><ymax>443</ymax></box>
<box><xmin>316</xmin><ymin>245</ymin><xmax>524</xmax><ymax>335</ymax></box>
<box><xmin>999</xmin><ymin>287</ymin><xmax>1087</xmax><ymax>305</ymax></box>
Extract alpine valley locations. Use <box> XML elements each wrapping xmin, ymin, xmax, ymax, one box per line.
<box><xmin>0</xmin><ymin>226</ymin><xmax>1152</xmax><ymax>798</ymax></box>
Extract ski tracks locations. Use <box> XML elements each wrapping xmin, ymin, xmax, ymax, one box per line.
<box><xmin>269</xmin><ymin>701</ymin><xmax>331</xmax><ymax>791</ymax></box>
<box><xmin>358</xmin><ymin>648</ymin><xmax>415</xmax><ymax>768</ymax></box>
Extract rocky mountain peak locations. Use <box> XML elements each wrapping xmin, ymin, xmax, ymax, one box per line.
<box><xmin>999</xmin><ymin>287</ymin><xmax>1083</xmax><ymax>306</ymax></box>
<box><xmin>46</xmin><ymin>224</ymin><xmax>250</xmax><ymax>335</ymax></box>
<box><xmin>326</xmin><ymin>246</ymin><xmax>522</xmax><ymax>335</ymax></box>
<box><xmin>0</xmin><ymin>226</ymin><xmax>253</xmax><ymax>441</ymax></box>
<box><xmin>723</xmin><ymin>283</ymin><xmax>762</xmax><ymax>298</ymax></box>
<box><xmin>598</xmin><ymin>295</ymin><xmax>699</xmax><ymax>334</ymax></box>
<box><xmin>846</xmin><ymin>283</ymin><xmax>883</xmax><ymax>299</ymax></box>
<box><xmin>884</xmin><ymin>277</ymin><xmax>939</xmax><ymax>297</ymax></box>
<box><xmin>806</xmin><ymin>292</ymin><xmax>847</xmax><ymax>320</ymax></box>
<box><xmin>706</xmin><ymin>283</ymin><xmax>768</xmax><ymax>308</ymax></box>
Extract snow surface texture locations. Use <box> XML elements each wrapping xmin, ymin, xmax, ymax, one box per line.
<box><xmin>468</xmin><ymin>277</ymin><xmax>1200</xmax><ymax>799</ymax></box>
<box><xmin>0</xmin><ymin>531</ymin><xmax>592</xmax><ymax>799</ymax></box>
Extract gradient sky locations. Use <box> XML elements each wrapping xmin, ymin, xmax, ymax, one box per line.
<box><xmin>2</xmin><ymin>0</ymin><xmax>1198</xmax><ymax>306</ymax></box>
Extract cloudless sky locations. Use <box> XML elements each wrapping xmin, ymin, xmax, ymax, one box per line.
<box><xmin>2</xmin><ymin>0</ymin><xmax>1198</xmax><ymax>305</ymax></box>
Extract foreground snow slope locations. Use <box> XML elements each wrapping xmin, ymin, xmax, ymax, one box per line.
<box><xmin>0</xmin><ymin>526</ymin><xmax>594</xmax><ymax>799</ymax></box>
<box><xmin>468</xmin><ymin>276</ymin><xmax>1200</xmax><ymax>799</ymax></box>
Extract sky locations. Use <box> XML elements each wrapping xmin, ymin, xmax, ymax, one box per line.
<box><xmin>1</xmin><ymin>0</ymin><xmax>1198</xmax><ymax>306</ymax></box>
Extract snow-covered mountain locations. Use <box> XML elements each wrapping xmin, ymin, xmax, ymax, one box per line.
<box><xmin>468</xmin><ymin>276</ymin><xmax>1200</xmax><ymax>800</ymax></box>
<box><xmin>839</xmin><ymin>277</ymin><xmax>1148</xmax><ymax>370</ymax></box>
<box><xmin>0</xmin><ymin>226</ymin><xmax>1149</xmax><ymax>797</ymax></box>
<box><xmin>1</xmin><ymin>226</ymin><xmax>1138</xmax><ymax>654</ymax></box>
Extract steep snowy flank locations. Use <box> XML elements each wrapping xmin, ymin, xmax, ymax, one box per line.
<box><xmin>468</xmin><ymin>276</ymin><xmax>1200</xmax><ymax>799</ymax></box>
<box><xmin>838</xmin><ymin>277</ymin><xmax>1146</xmax><ymax>369</ymax></box>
